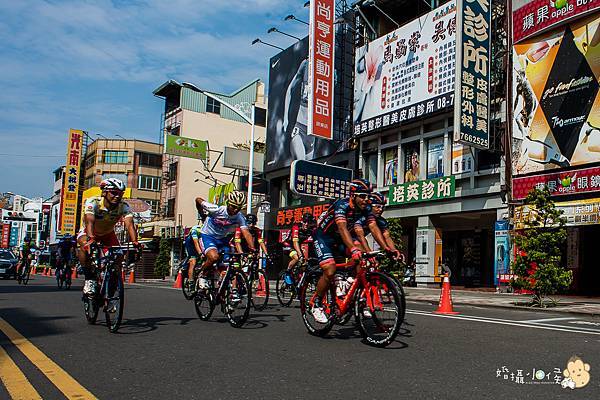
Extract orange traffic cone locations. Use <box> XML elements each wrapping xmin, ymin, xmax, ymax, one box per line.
<box><xmin>48</xmin><ymin>268</ymin><xmax>53</xmax><ymax>277</ymax></box>
<box><xmin>121</xmin><ymin>268</ymin><xmax>125</xmax><ymax>283</ymax></box>
<box><xmin>434</xmin><ymin>274</ymin><xmax>459</xmax><ymax>315</ymax></box>
<box><xmin>30</xmin><ymin>264</ymin><xmax>36</xmax><ymax>275</ymax></box>
<box><xmin>128</xmin><ymin>268</ymin><xmax>135</xmax><ymax>284</ymax></box>
<box><xmin>71</xmin><ymin>267</ymin><xmax>77</xmax><ymax>279</ymax></box>
<box><xmin>173</xmin><ymin>270</ymin><xmax>183</xmax><ymax>288</ymax></box>
<box><xmin>43</xmin><ymin>267</ymin><xmax>48</xmax><ymax>276</ymax></box>
<box><xmin>255</xmin><ymin>274</ymin><xmax>267</xmax><ymax>297</ymax></box>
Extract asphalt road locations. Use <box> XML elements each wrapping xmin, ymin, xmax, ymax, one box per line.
<box><xmin>1</xmin><ymin>275</ymin><xmax>600</xmax><ymax>400</ymax></box>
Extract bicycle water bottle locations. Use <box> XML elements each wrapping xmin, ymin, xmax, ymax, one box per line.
<box><xmin>335</xmin><ymin>275</ymin><xmax>348</xmax><ymax>297</ymax></box>
<box><xmin>284</xmin><ymin>271</ymin><xmax>294</xmax><ymax>285</ymax></box>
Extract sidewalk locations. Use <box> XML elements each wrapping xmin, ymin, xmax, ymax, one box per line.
<box><xmin>405</xmin><ymin>286</ymin><xmax>600</xmax><ymax>316</ymax></box>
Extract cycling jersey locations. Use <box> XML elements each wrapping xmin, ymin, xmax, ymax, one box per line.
<box><xmin>20</xmin><ymin>242</ymin><xmax>36</xmax><ymax>257</ymax></box>
<box><xmin>57</xmin><ymin>238</ymin><xmax>76</xmax><ymax>259</ymax></box>
<box><xmin>184</xmin><ymin>225</ymin><xmax>203</xmax><ymax>258</ymax></box>
<box><xmin>200</xmin><ymin>202</ymin><xmax>247</xmax><ymax>239</ymax></box>
<box><xmin>290</xmin><ymin>224</ymin><xmax>315</xmax><ymax>259</ymax></box>
<box><xmin>234</xmin><ymin>226</ymin><xmax>263</xmax><ymax>252</ymax></box>
<box><xmin>316</xmin><ymin>198</ymin><xmax>371</xmax><ymax>238</ymax></box>
<box><xmin>353</xmin><ymin>215</ymin><xmax>389</xmax><ymax>236</ymax></box>
<box><xmin>83</xmin><ymin>196</ymin><xmax>133</xmax><ymax>236</ymax></box>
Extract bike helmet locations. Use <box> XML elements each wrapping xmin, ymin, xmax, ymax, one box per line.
<box><xmin>246</xmin><ymin>214</ymin><xmax>257</xmax><ymax>224</ymax></box>
<box><xmin>349</xmin><ymin>178</ymin><xmax>372</xmax><ymax>194</ymax></box>
<box><xmin>226</xmin><ymin>190</ymin><xmax>246</xmax><ymax>208</ymax></box>
<box><xmin>100</xmin><ymin>178</ymin><xmax>126</xmax><ymax>192</ymax></box>
<box><xmin>370</xmin><ymin>192</ymin><xmax>386</xmax><ymax>206</ymax></box>
<box><xmin>23</xmin><ymin>235</ymin><xmax>31</xmax><ymax>242</ymax></box>
<box><xmin>302</xmin><ymin>212</ymin><xmax>315</xmax><ymax>224</ymax></box>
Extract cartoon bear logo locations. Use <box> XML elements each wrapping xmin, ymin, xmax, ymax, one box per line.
<box><xmin>561</xmin><ymin>356</ymin><xmax>591</xmax><ymax>389</ymax></box>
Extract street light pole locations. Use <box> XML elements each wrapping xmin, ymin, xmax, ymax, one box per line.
<box><xmin>181</xmin><ymin>82</ymin><xmax>256</xmax><ymax>214</ymax></box>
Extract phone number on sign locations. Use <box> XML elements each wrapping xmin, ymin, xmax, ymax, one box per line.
<box><xmin>459</xmin><ymin>132</ymin><xmax>488</xmax><ymax>148</ymax></box>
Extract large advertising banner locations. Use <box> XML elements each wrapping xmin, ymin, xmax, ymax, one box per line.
<box><xmin>512</xmin><ymin>0</ymin><xmax>600</xmax><ymax>43</ymax></box>
<box><xmin>265</xmin><ymin>37</ymin><xmax>336</xmax><ymax>172</ymax></box>
<box><xmin>60</xmin><ymin>129</ymin><xmax>84</xmax><ymax>235</ymax></box>
<box><xmin>512</xmin><ymin>13</ymin><xmax>600</xmax><ymax>175</ymax></box>
<box><xmin>1</xmin><ymin>224</ymin><xmax>10</xmax><ymax>248</ymax></box>
<box><xmin>308</xmin><ymin>0</ymin><xmax>335</xmax><ymax>139</ymax></box>
<box><xmin>494</xmin><ymin>220</ymin><xmax>510</xmax><ymax>286</ymax></box>
<box><xmin>454</xmin><ymin>0</ymin><xmax>492</xmax><ymax>149</ymax></box>
<box><xmin>353</xmin><ymin>1</ymin><xmax>456</xmax><ymax>136</ymax></box>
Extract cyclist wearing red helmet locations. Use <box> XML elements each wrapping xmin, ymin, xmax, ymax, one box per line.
<box><xmin>311</xmin><ymin>178</ymin><xmax>373</xmax><ymax>323</ymax></box>
<box><xmin>77</xmin><ymin>178</ymin><xmax>139</xmax><ymax>295</ymax></box>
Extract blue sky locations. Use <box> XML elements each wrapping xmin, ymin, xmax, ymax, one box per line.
<box><xmin>0</xmin><ymin>0</ymin><xmax>310</xmax><ymax>198</ymax></box>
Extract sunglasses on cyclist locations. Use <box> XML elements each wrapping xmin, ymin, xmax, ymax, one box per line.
<box><xmin>106</xmin><ymin>190</ymin><xmax>124</xmax><ymax>196</ymax></box>
<box><xmin>355</xmin><ymin>193</ymin><xmax>370</xmax><ymax>200</ymax></box>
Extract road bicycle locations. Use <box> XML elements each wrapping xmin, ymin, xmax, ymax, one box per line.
<box><xmin>242</xmin><ymin>254</ymin><xmax>270</xmax><ymax>311</ymax></box>
<box><xmin>56</xmin><ymin>257</ymin><xmax>73</xmax><ymax>290</ymax></box>
<box><xmin>16</xmin><ymin>258</ymin><xmax>32</xmax><ymax>285</ymax></box>
<box><xmin>299</xmin><ymin>251</ymin><xmax>404</xmax><ymax>347</ymax></box>
<box><xmin>179</xmin><ymin>256</ymin><xmax>197</xmax><ymax>300</ymax></box>
<box><xmin>194</xmin><ymin>252</ymin><xmax>251</xmax><ymax>328</ymax></box>
<box><xmin>275</xmin><ymin>257</ymin><xmax>318</xmax><ymax>307</ymax></box>
<box><xmin>82</xmin><ymin>244</ymin><xmax>140</xmax><ymax>333</ymax></box>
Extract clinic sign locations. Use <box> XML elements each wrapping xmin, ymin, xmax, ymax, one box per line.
<box><xmin>512</xmin><ymin>0</ymin><xmax>600</xmax><ymax>43</ymax></box>
<box><xmin>60</xmin><ymin>129</ymin><xmax>84</xmax><ymax>235</ymax></box>
<box><xmin>454</xmin><ymin>0</ymin><xmax>492</xmax><ymax>149</ymax></box>
<box><xmin>308</xmin><ymin>0</ymin><xmax>335</xmax><ymax>139</ymax></box>
<box><xmin>388</xmin><ymin>176</ymin><xmax>456</xmax><ymax>205</ymax></box>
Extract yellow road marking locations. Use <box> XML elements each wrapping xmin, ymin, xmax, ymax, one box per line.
<box><xmin>0</xmin><ymin>345</ymin><xmax>43</xmax><ymax>400</ymax></box>
<box><xmin>0</xmin><ymin>318</ymin><xmax>97</xmax><ymax>400</ymax></box>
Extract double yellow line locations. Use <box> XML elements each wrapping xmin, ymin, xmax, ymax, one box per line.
<box><xmin>0</xmin><ymin>317</ymin><xmax>97</xmax><ymax>399</ymax></box>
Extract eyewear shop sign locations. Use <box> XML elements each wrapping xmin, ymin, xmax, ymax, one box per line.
<box><xmin>454</xmin><ymin>0</ymin><xmax>492</xmax><ymax>150</ymax></box>
<box><xmin>353</xmin><ymin>1</ymin><xmax>457</xmax><ymax>136</ymax></box>
<box><xmin>512</xmin><ymin>165</ymin><xmax>600</xmax><ymax>200</ymax></box>
<box><xmin>388</xmin><ymin>176</ymin><xmax>456</xmax><ymax>206</ymax></box>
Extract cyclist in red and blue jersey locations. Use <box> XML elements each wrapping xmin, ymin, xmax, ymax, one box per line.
<box><xmin>352</xmin><ymin>192</ymin><xmax>402</xmax><ymax>260</ymax></box>
<box><xmin>311</xmin><ymin>178</ymin><xmax>373</xmax><ymax>323</ymax></box>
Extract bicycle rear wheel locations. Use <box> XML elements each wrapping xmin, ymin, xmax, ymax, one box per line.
<box><xmin>299</xmin><ymin>270</ymin><xmax>336</xmax><ymax>337</ymax></box>
<box><xmin>194</xmin><ymin>287</ymin><xmax>215</xmax><ymax>320</ymax></box>
<box><xmin>105</xmin><ymin>271</ymin><xmax>125</xmax><ymax>333</ymax></box>
<box><xmin>224</xmin><ymin>270</ymin><xmax>251</xmax><ymax>328</ymax></box>
<box><xmin>23</xmin><ymin>266</ymin><xmax>31</xmax><ymax>285</ymax></box>
<box><xmin>251</xmin><ymin>269</ymin><xmax>269</xmax><ymax>311</ymax></box>
<box><xmin>182</xmin><ymin>274</ymin><xmax>197</xmax><ymax>300</ymax></box>
<box><xmin>355</xmin><ymin>272</ymin><xmax>403</xmax><ymax>347</ymax></box>
<box><xmin>275</xmin><ymin>270</ymin><xmax>295</xmax><ymax>307</ymax></box>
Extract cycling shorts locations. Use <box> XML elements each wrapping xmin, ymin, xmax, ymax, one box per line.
<box><xmin>199</xmin><ymin>233</ymin><xmax>231</xmax><ymax>255</ymax></box>
<box><xmin>77</xmin><ymin>229</ymin><xmax>120</xmax><ymax>247</ymax></box>
<box><xmin>184</xmin><ymin>235</ymin><xmax>201</xmax><ymax>259</ymax></box>
<box><xmin>313</xmin><ymin>229</ymin><xmax>347</xmax><ymax>266</ymax></box>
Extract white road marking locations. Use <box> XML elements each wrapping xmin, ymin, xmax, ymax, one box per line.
<box><xmin>406</xmin><ymin>309</ymin><xmax>600</xmax><ymax>336</ymax></box>
<box><xmin>519</xmin><ymin>317</ymin><xmax>578</xmax><ymax>323</ymax></box>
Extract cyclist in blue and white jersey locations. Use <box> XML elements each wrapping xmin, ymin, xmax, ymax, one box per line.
<box><xmin>193</xmin><ymin>190</ymin><xmax>255</xmax><ymax>289</ymax></box>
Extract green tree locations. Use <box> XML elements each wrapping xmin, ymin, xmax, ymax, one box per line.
<box><xmin>379</xmin><ymin>218</ymin><xmax>406</xmax><ymax>277</ymax></box>
<box><xmin>154</xmin><ymin>238</ymin><xmax>171</xmax><ymax>279</ymax></box>
<box><xmin>510</xmin><ymin>187</ymin><xmax>572</xmax><ymax>307</ymax></box>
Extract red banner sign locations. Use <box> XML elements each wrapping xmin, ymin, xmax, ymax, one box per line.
<box><xmin>512</xmin><ymin>0</ymin><xmax>600</xmax><ymax>43</ymax></box>
<box><xmin>1</xmin><ymin>224</ymin><xmax>10</xmax><ymax>248</ymax></box>
<box><xmin>308</xmin><ymin>0</ymin><xmax>335</xmax><ymax>139</ymax></box>
<box><xmin>513</xmin><ymin>166</ymin><xmax>600</xmax><ymax>200</ymax></box>
<box><xmin>273</xmin><ymin>202</ymin><xmax>331</xmax><ymax>229</ymax></box>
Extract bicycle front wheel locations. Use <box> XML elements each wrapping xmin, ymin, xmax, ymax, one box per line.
<box><xmin>105</xmin><ymin>271</ymin><xmax>125</xmax><ymax>333</ymax></box>
<box><xmin>224</xmin><ymin>270</ymin><xmax>251</xmax><ymax>328</ymax></box>
<box><xmin>83</xmin><ymin>296</ymin><xmax>99</xmax><ymax>324</ymax></box>
<box><xmin>23</xmin><ymin>267</ymin><xmax>31</xmax><ymax>285</ymax></box>
<box><xmin>299</xmin><ymin>270</ymin><xmax>335</xmax><ymax>337</ymax></box>
<box><xmin>251</xmin><ymin>269</ymin><xmax>269</xmax><ymax>311</ymax></box>
<box><xmin>275</xmin><ymin>270</ymin><xmax>295</xmax><ymax>307</ymax></box>
<box><xmin>182</xmin><ymin>274</ymin><xmax>197</xmax><ymax>300</ymax></box>
<box><xmin>354</xmin><ymin>272</ymin><xmax>403</xmax><ymax>347</ymax></box>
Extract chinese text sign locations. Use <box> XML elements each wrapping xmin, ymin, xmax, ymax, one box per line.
<box><xmin>388</xmin><ymin>176</ymin><xmax>456</xmax><ymax>205</ymax></box>
<box><xmin>60</xmin><ymin>129</ymin><xmax>84</xmax><ymax>234</ymax></box>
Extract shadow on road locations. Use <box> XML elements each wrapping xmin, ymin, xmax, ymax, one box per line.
<box><xmin>0</xmin><ymin>307</ymin><xmax>73</xmax><ymax>340</ymax></box>
<box><xmin>242</xmin><ymin>311</ymin><xmax>291</xmax><ymax>330</ymax></box>
<box><xmin>0</xmin><ymin>280</ymin><xmax>81</xmax><ymax>294</ymax></box>
<box><xmin>117</xmin><ymin>316</ymin><xmax>195</xmax><ymax>334</ymax></box>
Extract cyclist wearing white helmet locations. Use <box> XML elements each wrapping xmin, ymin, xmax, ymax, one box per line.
<box><xmin>77</xmin><ymin>178</ymin><xmax>139</xmax><ymax>295</ymax></box>
<box><xmin>193</xmin><ymin>190</ymin><xmax>255</xmax><ymax>288</ymax></box>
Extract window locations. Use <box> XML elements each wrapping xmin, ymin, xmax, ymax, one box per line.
<box><xmin>138</xmin><ymin>152</ymin><xmax>162</xmax><ymax>168</ymax></box>
<box><xmin>254</xmin><ymin>107</ymin><xmax>267</xmax><ymax>127</ymax></box>
<box><xmin>144</xmin><ymin>199</ymin><xmax>160</xmax><ymax>215</ymax></box>
<box><xmin>382</xmin><ymin>148</ymin><xmax>398</xmax><ymax>186</ymax></box>
<box><xmin>138</xmin><ymin>175</ymin><xmax>161</xmax><ymax>191</ymax></box>
<box><xmin>403</xmin><ymin>142</ymin><xmax>420</xmax><ymax>183</ymax></box>
<box><xmin>103</xmin><ymin>150</ymin><xmax>128</xmax><ymax>164</ymax></box>
<box><xmin>363</xmin><ymin>153</ymin><xmax>378</xmax><ymax>185</ymax></box>
<box><xmin>85</xmin><ymin>176</ymin><xmax>95</xmax><ymax>188</ymax></box>
<box><xmin>426</xmin><ymin>137</ymin><xmax>444</xmax><ymax>179</ymax></box>
<box><xmin>84</xmin><ymin>152</ymin><xmax>96</xmax><ymax>169</ymax></box>
<box><xmin>102</xmin><ymin>173</ymin><xmax>127</xmax><ymax>183</ymax></box>
<box><xmin>168</xmin><ymin>162</ymin><xmax>178</xmax><ymax>182</ymax></box>
<box><xmin>166</xmin><ymin>198</ymin><xmax>175</xmax><ymax>217</ymax></box>
<box><xmin>206</xmin><ymin>97</ymin><xmax>221</xmax><ymax>114</ymax></box>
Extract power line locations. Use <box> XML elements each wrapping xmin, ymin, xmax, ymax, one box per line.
<box><xmin>0</xmin><ymin>154</ymin><xmax>63</xmax><ymax>158</ymax></box>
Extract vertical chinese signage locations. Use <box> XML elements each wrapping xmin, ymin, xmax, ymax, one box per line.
<box><xmin>308</xmin><ymin>0</ymin><xmax>335</xmax><ymax>139</ymax></box>
<box><xmin>1</xmin><ymin>224</ymin><xmax>9</xmax><ymax>248</ymax></box>
<box><xmin>494</xmin><ymin>220</ymin><xmax>510</xmax><ymax>286</ymax></box>
<box><xmin>60</xmin><ymin>129</ymin><xmax>84</xmax><ymax>235</ymax></box>
<box><xmin>454</xmin><ymin>0</ymin><xmax>492</xmax><ymax>149</ymax></box>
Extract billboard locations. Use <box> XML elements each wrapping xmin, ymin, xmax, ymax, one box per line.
<box><xmin>512</xmin><ymin>164</ymin><xmax>600</xmax><ymax>199</ymax></box>
<box><xmin>290</xmin><ymin>160</ymin><xmax>353</xmax><ymax>198</ymax></box>
<box><xmin>165</xmin><ymin>134</ymin><xmax>208</xmax><ymax>161</ymax></box>
<box><xmin>512</xmin><ymin>0</ymin><xmax>600</xmax><ymax>43</ymax></box>
<box><xmin>60</xmin><ymin>129</ymin><xmax>84</xmax><ymax>235</ymax></box>
<box><xmin>308</xmin><ymin>0</ymin><xmax>335</xmax><ymax>139</ymax></box>
<box><xmin>512</xmin><ymin>13</ymin><xmax>600</xmax><ymax>175</ymax></box>
<box><xmin>265</xmin><ymin>37</ymin><xmax>337</xmax><ymax>172</ymax></box>
<box><xmin>353</xmin><ymin>1</ymin><xmax>457</xmax><ymax>136</ymax></box>
<box><xmin>454</xmin><ymin>0</ymin><xmax>492</xmax><ymax>149</ymax></box>
<box><xmin>223</xmin><ymin>146</ymin><xmax>264</xmax><ymax>172</ymax></box>
<box><xmin>208</xmin><ymin>183</ymin><xmax>236</xmax><ymax>205</ymax></box>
